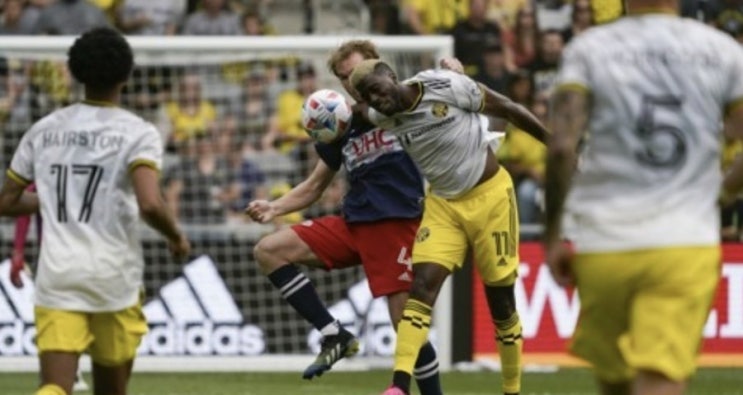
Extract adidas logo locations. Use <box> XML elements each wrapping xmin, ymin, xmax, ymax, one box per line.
<box><xmin>0</xmin><ymin>259</ymin><xmax>37</xmax><ymax>355</ymax></box>
<box><xmin>137</xmin><ymin>255</ymin><xmax>265</xmax><ymax>356</ymax></box>
<box><xmin>0</xmin><ymin>257</ymin><xmax>267</xmax><ymax>356</ymax></box>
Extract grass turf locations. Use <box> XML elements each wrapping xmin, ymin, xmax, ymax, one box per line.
<box><xmin>1</xmin><ymin>368</ymin><xmax>742</xmax><ymax>395</ymax></box>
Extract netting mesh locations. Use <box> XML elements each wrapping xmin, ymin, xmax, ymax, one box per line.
<box><xmin>0</xmin><ymin>37</ymin><xmax>447</xmax><ymax>357</ymax></box>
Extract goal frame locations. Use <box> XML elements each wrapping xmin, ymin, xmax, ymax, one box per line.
<box><xmin>0</xmin><ymin>34</ymin><xmax>455</xmax><ymax>373</ymax></box>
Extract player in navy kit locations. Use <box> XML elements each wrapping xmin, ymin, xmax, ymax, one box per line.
<box><xmin>246</xmin><ymin>40</ymin><xmax>453</xmax><ymax>394</ymax></box>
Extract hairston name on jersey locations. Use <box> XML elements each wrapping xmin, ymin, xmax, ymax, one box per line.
<box><xmin>41</xmin><ymin>130</ymin><xmax>125</xmax><ymax>150</ymax></box>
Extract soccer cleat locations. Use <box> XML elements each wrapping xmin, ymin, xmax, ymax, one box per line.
<box><xmin>381</xmin><ymin>385</ymin><xmax>408</xmax><ymax>395</ymax></box>
<box><xmin>73</xmin><ymin>370</ymin><xmax>89</xmax><ymax>392</ymax></box>
<box><xmin>302</xmin><ymin>328</ymin><xmax>359</xmax><ymax>380</ymax></box>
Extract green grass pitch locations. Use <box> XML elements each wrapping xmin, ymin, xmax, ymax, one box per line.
<box><xmin>1</xmin><ymin>368</ymin><xmax>742</xmax><ymax>395</ymax></box>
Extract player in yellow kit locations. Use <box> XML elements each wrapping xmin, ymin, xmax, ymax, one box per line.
<box><xmin>544</xmin><ymin>0</ymin><xmax>743</xmax><ymax>394</ymax></box>
<box><xmin>350</xmin><ymin>59</ymin><xmax>548</xmax><ymax>395</ymax></box>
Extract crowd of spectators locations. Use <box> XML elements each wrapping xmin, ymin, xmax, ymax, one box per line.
<box><xmin>1</xmin><ymin>0</ymin><xmax>742</xmax><ymax>235</ymax></box>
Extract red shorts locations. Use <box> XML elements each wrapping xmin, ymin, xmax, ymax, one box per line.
<box><xmin>291</xmin><ymin>216</ymin><xmax>419</xmax><ymax>297</ymax></box>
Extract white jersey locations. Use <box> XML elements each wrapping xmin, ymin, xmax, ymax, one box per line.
<box><xmin>369</xmin><ymin>69</ymin><xmax>496</xmax><ymax>199</ymax></box>
<box><xmin>555</xmin><ymin>14</ymin><xmax>743</xmax><ymax>252</ymax></box>
<box><xmin>9</xmin><ymin>102</ymin><xmax>163</xmax><ymax>312</ymax></box>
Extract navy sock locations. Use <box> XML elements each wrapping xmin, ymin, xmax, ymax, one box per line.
<box><xmin>267</xmin><ymin>264</ymin><xmax>335</xmax><ymax>332</ymax></box>
<box><xmin>414</xmin><ymin>341</ymin><xmax>442</xmax><ymax>395</ymax></box>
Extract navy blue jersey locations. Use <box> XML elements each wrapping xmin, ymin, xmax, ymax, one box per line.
<box><xmin>315</xmin><ymin>115</ymin><xmax>424</xmax><ymax>223</ymax></box>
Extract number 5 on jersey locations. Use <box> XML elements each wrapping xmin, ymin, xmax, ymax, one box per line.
<box><xmin>50</xmin><ymin>163</ymin><xmax>104</xmax><ymax>223</ymax></box>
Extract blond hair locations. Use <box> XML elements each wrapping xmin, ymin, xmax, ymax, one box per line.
<box><xmin>349</xmin><ymin>59</ymin><xmax>385</xmax><ymax>91</ymax></box>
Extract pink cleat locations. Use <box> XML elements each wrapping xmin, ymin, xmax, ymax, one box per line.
<box><xmin>381</xmin><ymin>385</ymin><xmax>408</xmax><ymax>395</ymax></box>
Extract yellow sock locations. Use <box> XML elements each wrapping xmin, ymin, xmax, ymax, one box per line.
<box><xmin>35</xmin><ymin>383</ymin><xmax>67</xmax><ymax>395</ymax></box>
<box><xmin>495</xmin><ymin>312</ymin><xmax>523</xmax><ymax>394</ymax></box>
<box><xmin>393</xmin><ymin>299</ymin><xmax>433</xmax><ymax>375</ymax></box>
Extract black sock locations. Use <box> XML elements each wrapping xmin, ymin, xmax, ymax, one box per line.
<box><xmin>414</xmin><ymin>341</ymin><xmax>441</xmax><ymax>395</ymax></box>
<box><xmin>392</xmin><ymin>370</ymin><xmax>412</xmax><ymax>394</ymax></box>
<box><xmin>267</xmin><ymin>264</ymin><xmax>336</xmax><ymax>332</ymax></box>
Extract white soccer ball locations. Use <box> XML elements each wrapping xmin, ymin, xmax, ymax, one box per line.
<box><xmin>301</xmin><ymin>89</ymin><xmax>353</xmax><ymax>143</ymax></box>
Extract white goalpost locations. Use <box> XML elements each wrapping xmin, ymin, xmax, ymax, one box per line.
<box><xmin>0</xmin><ymin>35</ymin><xmax>454</xmax><ymax>372</ymax></box>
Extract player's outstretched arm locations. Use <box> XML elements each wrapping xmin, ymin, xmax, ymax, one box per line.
<box><xmin>131</xmin><ymin>166</ymin><xmax>190</xmax><ymax>259</ymax></box>
<box><xmin>0</xmin><ymin>177</ymin><xmax>39</xmax><ymax>217</ymax></box>
<box><xmin>245</xmin><ymin>160</ymin><xmax>336</xmax><ymax>223</ymax></box>
<box><xmin>478</xmin><ymin>83</ymin><xmax>550</xmax><ymax>144</ymax></box>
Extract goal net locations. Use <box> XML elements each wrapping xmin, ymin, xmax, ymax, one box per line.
<box><xmin>0</xmin><ymin>35</ymin><xmax>453</xmax><ymax>371</ymax></box>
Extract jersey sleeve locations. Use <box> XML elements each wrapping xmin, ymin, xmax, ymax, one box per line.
<box><xmin>724</xmin><ymin>42</ymin><xmax>743</xmax><ymax>115</ymax></box>
<box><xmin>447</xmin><ymin>72</ymin><xmax>486</xmax><ymax>112</ymax></box>
<box><xmin>554</xmin><ymin>39</ymin><xmax>591</xmax><ymax>93</ymax></box>
<box><xmin>127</xmin><ymin>124</ymin><xmax>163</xmax><ymax>173</ymax></box>
<box><xmin>8</xmin><ymin>130</ymin><xmax>35</xmax><ymax>186</ymax></box>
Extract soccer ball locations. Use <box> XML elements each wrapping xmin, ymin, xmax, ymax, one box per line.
<box><xmin>301</xmin><ymin>89</ymin><xmax>353</xmax><ymax>143</ymax></box>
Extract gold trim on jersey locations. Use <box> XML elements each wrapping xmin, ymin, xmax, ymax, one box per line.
<box><xmin>82</xmin><ymin>99</ymin><xmax>117</xmax><ymax>107</ymax></box>
<box><xmin>128</xmin><ymin>159</ymin><xmax>159</xmax><ymax>174</ymax></box>
<box><xmin>554</xmin><ymin>83</ymin><xmax>591</xmax><ymax>94</ymax></box>
<box><xmin>6</xmin><ymin>169</ymin><xmax>31</xmax><ymax>186</ymax></box>
<box><xmin>725</xmin><ymin>97</ymin><xmax>743</xmax><ymax>116</ymax></box>
<box><xmin>404</xmin><ymin>81</ymin><xmax>424</xmax><ymax>113</ymax></box>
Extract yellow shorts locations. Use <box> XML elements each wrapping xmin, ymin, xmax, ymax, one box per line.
<box><xmin>35</xmin><ymin>299</ymin><xmax>148</xmax><ymax>366</ymax></box>
<box><xmin>571</xmin><ymin>246</ymin><xmax>720</xmax><ymax>382</ymax></box>
<box><xmin>412</xmin><ymin>167</ymin><xmax>519</xmax><ymax>285</ymax></box>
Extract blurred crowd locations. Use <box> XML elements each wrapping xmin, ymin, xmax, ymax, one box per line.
<box><xmin>1</xmin><ymin>0</ymin><xmax>743</xmax><ymax>236</ymax></box>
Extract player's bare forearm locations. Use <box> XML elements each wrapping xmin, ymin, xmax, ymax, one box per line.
<box><xmin>544</xmin><ymin>88</ymin><xmax>589</xmax><ymax>245</ymax></box>
<box><xmin>1</xmin><ymin>192</ymin><xmax>39</xmax><ymax>217</ymax></box>
<box><xmin>504</xmin><ymin>101</ymin><xmax>550</xmax><ymax>144</ymax></box>
<box><xmin>479</xmin><ymin>84</ymin><xmax>549</xmax><ymax>143</ymax></box>
<box><xmin>140</xmin><ymin>203</ymin><xmax>183</xmax><ymax>242</ymax></box>
<box><xmin>132</xmin><ymin>166</ymin><xmax>183</xmax><ymax>242</ymax></box>
<box><xmin>272</xmin><ymin>161</ymin><xmax>335</xmax><ymax>215</ymax></box>
<box><xmin>0</xmin><ymin>177</ymin><xmax>39</xmax><ymax>217</ymax></box>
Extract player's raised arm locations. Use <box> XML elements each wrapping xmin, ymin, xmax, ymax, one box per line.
<box><xmin>478</xmin><ymin>83</ymin><xmax>550</xmax><ymax>144</ymax></box>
